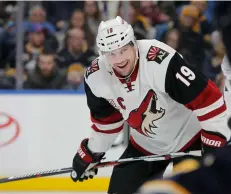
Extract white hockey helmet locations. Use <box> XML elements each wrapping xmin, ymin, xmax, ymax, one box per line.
<box><xmin>96</xmin><ymin>16</ymin><xmax>136</xmax><ymax>54</ymax></box>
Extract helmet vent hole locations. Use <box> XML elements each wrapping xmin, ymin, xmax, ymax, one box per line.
<box><xmin>121</xmin><ymin>37</ymin><xmax>124</xmax><ymax>41</ymax></box>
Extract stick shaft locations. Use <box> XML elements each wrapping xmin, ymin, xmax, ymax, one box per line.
<box><xmin>0</xmin><ymin>150</ymin><xmax>201</xmax><ymax>183</ymax></box>
<box><xmin>95</xmin><ymin>150</ymin><xmax>201</xmax><ymax>168</ymax></box>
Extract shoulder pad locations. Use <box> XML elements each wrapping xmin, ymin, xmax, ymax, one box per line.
<box><xmin>84</xmin><ymin>56</ymin><xmax>112</xmax><ymax>98</ymax></box>
<box><xmin>137</xmin><ymin>39</ymin><xmax>176</xmax><ymax>65</ymax></box>
<box><xmin>137</xmin><ymin>39</ymin><xmax>177</xmax><ymax>92</ymax></box>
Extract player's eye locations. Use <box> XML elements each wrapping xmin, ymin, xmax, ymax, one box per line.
<box><xmin>110</xmin><ymin>52</ymin><xmax>116</xmax><ymax>57</ymax></box>
<box><xmin>121</xmin><ymin>48</ymin><xmax>128</xmax><ymax>54</ymax></box>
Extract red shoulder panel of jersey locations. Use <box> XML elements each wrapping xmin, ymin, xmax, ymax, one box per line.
<box><xmin>146</xmin><ymin>46</ymin><xmax>169</xmax><ymax>64</ymax></box>
<box><xmin>185</xmin><ymin>80</ymin><xmax>223</xmax><ymax>111</ymax></box>
<box><xmin>85</xmin><ymin>58</ymin><xmax>99</xmax><ymax>79</ymax></box>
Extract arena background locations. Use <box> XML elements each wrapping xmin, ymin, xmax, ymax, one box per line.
<box><xmin>0</xmin><ymin>1</ymin><xmax>227</xmax><ymax>193</ymax></box>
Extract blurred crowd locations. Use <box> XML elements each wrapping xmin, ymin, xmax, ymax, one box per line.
<box><xmin>0</xmin><ymin>1</ymin><xmax>226</xmax><ymax>91</ymax></box>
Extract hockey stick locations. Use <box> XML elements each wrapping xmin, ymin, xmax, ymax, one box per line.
<box><xmin>0</xmin><ymin>150</ymin><xmax>201</xmax><ymax>183</ymax></box>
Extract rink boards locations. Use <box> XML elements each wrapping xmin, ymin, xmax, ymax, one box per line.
<box><xmin>0</xmin><ymin>90</ymin><xmax>230</xmax><ymax>191</ymax></box>
<box><xmin>0</xmin><ymin>92</ymin><xmax>125</xmax><ymax>191</ymax></box>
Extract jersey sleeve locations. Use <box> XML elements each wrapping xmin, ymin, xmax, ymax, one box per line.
<box><xmin>165</xmin><ymin>52</ymin><xmax>231</xmax><ymax>152</ymax></box>
<box><xmin>84</xmin><ymin>79</ymin><xmax>124</xmax><ymax>153</ymax></box>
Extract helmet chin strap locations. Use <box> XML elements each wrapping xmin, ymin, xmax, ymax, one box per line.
<box><xmin>105</xmin><ymin>44</ymin><xmax>139</xmax><ymax>80</ymax></box>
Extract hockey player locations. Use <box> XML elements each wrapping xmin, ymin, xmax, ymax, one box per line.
<box><xmin>70</xmin><ymin>16</ymin><xmax>231</xmax><ymax>194</ymax></box>
<box><xmin>139</xmin><ymin>145</ymin><xmax>231</xmax><ymax>194</ymax></box>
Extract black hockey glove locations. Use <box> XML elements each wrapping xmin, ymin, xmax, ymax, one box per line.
<box><xmin>71</xmin><ymin>138</ymin><xmax>105</xmax><ymax>182</ymax></box>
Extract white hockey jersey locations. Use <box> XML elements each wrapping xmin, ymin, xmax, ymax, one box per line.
<box><xmin>84</xmin><ymin>39</ymin><xmax>231</xmax><ymax>155</ymax></box>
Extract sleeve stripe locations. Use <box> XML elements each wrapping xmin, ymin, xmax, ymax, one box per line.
<box><xmin>91</xmin><ymin>123</ymin><xmax>124</xmax><ymax>134</ymax></box>
<box><xmin>185</xmin><ymin>80</ymin><xmax>222</xmax><ymax>110</ymax></box>
<box><xmin>90</xmin><ymin>111</ymin><xmax>123</xmax><ymax>125</ymax></box>
<box><xmin>94</xmin><ymin>120</ymin><xmax>124</xmax><ymax>130</ymax></box>
<box><xmin>194</xmin><ymin>96</ymin><xmax>225</xmax><ymax>116</ymax></box>
<box><xmin>198</xmin><ymin>103</ymin><xmax>227</xmax><ymax>121</ymax></box>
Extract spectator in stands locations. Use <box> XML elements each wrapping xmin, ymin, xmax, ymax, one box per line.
<box><xmin>175</xmin><ymin>1</ymin><xmax>214</xmax><ymax>44</ymax></box>
<box><xmin>203</xmin><ymin>34</ymin><xmax>226</xmax><ymax>89</ymax></box>
<box><xmin>118</xmin><ymin>1</ymin><xmax>149</xmax><ymax>39</ymax></box>
<box><xmin>84</xmin><ymin>1</ymin><xmax>102</xmax><ymax>37</ymax></box>
<box><xmin>24</xmin><ymin>5</ymin><xmax>55</xmax><ymax>34</ymax></box>
<box><xmin>6</xmin><ymin>24</ymin><xmax>47</xmax><ymax>71</ymax></box>
<box><xmin>156</xmin><ymin>4</ymin><xmax>208</xmax><ymax>71</ymax></box>
<box><xmin>24</xmin><ymin>50</ymin><xmax>67</xmax><ymax>89</ymax></box>
<box><xmin>190</xmin><ymin>0</ymin><xmax>213</xmax><ymax>43</ymax></box>
<box><xmin>0</xmin><ymin>2</ymin><xmax>16</xmax><ymax>28</ymax></box>
<box><xmin>139</xmin><ymin>1</ymin><xmax>171</xmax><ymax>27</ymax></box>
<box><xmin>0</xmin><ymin>68</ymin><xmax>27</xmax><ymax>89</ymax></box>
<box><xmin>42</xmin><ymin>1</ymin><xmax>84</xmax><ymax>31</ymax></box>
<box><xmin>69</xmin><ymin>9</ymin><xmax>95</xmax><ymax>47</ymax></box>
<box><xmin>177</xmin><ymin>4</ymin><xmax>207</xmax><ymax>71</ymax></box>
<box><xmin>0</xmin><ymin>76</ymin><xmax>15</xmax><ymax>89</ymax></box>
<box><xmin>0</xmin><ymin>21</ymin><xmax>16</xmax><ymax>69</ymax></box>
<box><xmin>162</xmin><ymin>28</ymin><xmax>181</xmax><ymax>51</ymax></box>
<box><xmin>56</xmin><ymin>28</ymin><xmax>96</xmax><ymax>69</ymax></box>
<box><xmin>64</xmin><ymin>63</ymin><xmax>85</xmax><ymax>92</ymax></box>
<box><xmin>158</xmin><ymin>1</ymin><xmax>177</xmax><ymax>22</ymax></box>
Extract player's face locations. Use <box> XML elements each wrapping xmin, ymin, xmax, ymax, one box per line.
<box><xmin>105</xmin><ymin>44</ymin><xmax>136</xmax><ymax>77</ymax></box>
<box><xmin>38</xmin><ymin>54</ymin><xmax>55</xmax><ymax>76</ymax></box>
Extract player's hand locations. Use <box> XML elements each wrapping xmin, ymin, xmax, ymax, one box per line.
<box><xmin>71</xmin><ymin>138</ymin><xmax>105</xmax><ymax>182</ymax></box>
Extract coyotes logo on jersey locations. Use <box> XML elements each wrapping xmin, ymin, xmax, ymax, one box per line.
<box><xmin>86</xmin><ymin>59</ymin><xmax>99</xmax><ymax>79</ymax></box>
<box><xmin>127</xmin><ymin>90</ymin><xmax>165</xmax><ymax>138</ymax></box>
<box><xmin>146</xmin><ymin>46</ymin><xmax>169</xmax><ymax>64</ymax></box>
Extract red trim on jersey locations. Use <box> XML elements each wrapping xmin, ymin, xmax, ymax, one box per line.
<box><xmin>178</xmin><ymin>131</ymin><xmax>201</xmax><ymax>152</ymax></box>
<box><xmin>130</xmin><ymin>136</ymin><xmax>153</xmax><ymax>155</ymax></box>
<box><xmin>197</xmin><ymin>104</ymin><xmax>226</xmax><ymax>121</ymax></box>
<box><xmin>130</xmin><ymin>132</ymin><xmax>201</xmax><ymax>156</ymax></box>
<box><xmin>91</xmin><ymin>123</ymin><xmax>123</xmax><ymax>134</ymax></box>
<box><xmin>185</xmin><ymin>80</ymin><xmax>222</xmax><ymax>111</ymax></box>
<box><xmin>91</xmin><ymin>111</ymin><xmax>123</xmax><ymax>125</ymax></box>
<box><xmin>201</xmin><ymin>130</ymin><xmax>226</xmax><ymax>147</ymax></box>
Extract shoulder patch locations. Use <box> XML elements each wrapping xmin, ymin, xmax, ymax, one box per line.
<box><xmin>146</xmin><ymin>46</ymin><xmax>169</xmax><ymax>64</ymax></box>
<box><xmin>86</xmin><ymin>59</ymin><xmax>99</xmax><ymax>79</ymax></box>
